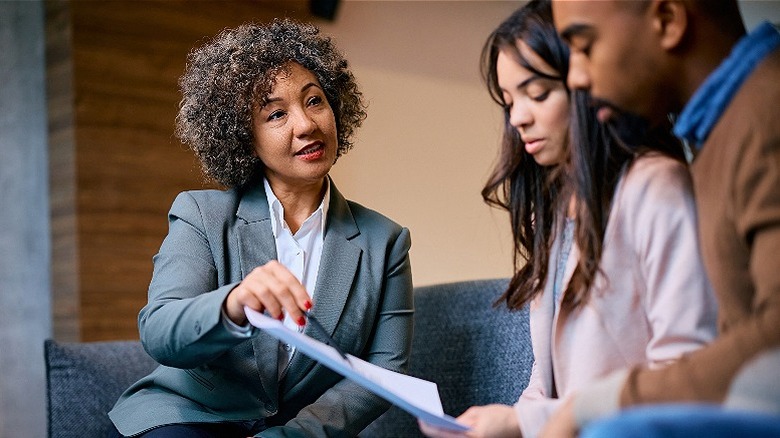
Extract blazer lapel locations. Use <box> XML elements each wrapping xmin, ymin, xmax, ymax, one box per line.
<box><xmin>281</xmin><ymin>183</ymin><xmax>361</xmax><ymax>391</ymax></box>
<box><xmin>235</xmin><ymin>184</ymin><xmax>280</xmax><ymax>405</ymax></box>
<box><xmin>550</xmin><ymin>235</ymin><xmax>580</xmax><ymax>393</ymax></box>
<box><xmin>537</xmin><ymin>218</ymin><xmax>581</xmax><ymax>396</ymax></box>
<box><xmin>532</xmin><ymin>239</ymin><xmax>558</xmax><ymax>396</ymax></box>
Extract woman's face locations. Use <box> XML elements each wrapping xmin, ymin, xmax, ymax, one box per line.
<box><xmin>252</xmin><ymin>62</ymin><xmax>338</xmax><ymax>191</ymax></box>
<box><xmin>496</xmin><ymin>41</ymin><xmax>570</xmax><ymax>167</ymax></box>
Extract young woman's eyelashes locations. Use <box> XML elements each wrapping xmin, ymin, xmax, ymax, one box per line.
<box><xmin>530</xmin><ymin>89</ymin><xmax>551</xmax><ymax>102</ymax></box>
<box><xmin>526</xmin><ymin>80</ymin><xmax>555</xmax><ymax>102</ymax></box>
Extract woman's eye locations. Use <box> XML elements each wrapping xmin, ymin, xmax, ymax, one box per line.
<box><xmin>307</xmin><ymin>95</ymin><xmax>323</xmax><ymax>106</ymax></box>
<box><xmin>531</xmin><ymin>90</ymin><xmax>550</xmax><ymax>102</ymax></box>
<box><xmin>267</xmin><ymin>110</ymin><xmax>285</xmax><ymax>121</ymax></box>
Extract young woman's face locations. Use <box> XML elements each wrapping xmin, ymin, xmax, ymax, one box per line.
<box><xmin>252</xmin><ymin>62</ymin><xmax>338</xmax><ymax>191</ymax></box>
<box><xmin>496</xmin><ymin>41</ymin><xmax>570</xmax><ymax>167</ymax></box>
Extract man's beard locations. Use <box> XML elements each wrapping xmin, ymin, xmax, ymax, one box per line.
<box><xmin>593</xmin><ymin>97</ymin><xmax>656</xmax><ymax>147</ymax></box>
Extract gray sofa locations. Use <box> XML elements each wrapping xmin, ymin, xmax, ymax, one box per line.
<box><xmin>45</xmin><ymin>278</ymin><xmax>533</xmax><ymax>437</ymax></box>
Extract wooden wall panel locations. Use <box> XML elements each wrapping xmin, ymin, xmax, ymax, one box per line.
<box><xmin>47</xmin><ymin>0</ymin><xmax>79</xmax><ymax>342</ymax></box>
<box><xmin>59</xmin><ymin>0</ymin><xmax>310</xmax><ymax>341</ymax></box>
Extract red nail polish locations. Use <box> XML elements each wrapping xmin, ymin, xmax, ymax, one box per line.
<box><xmin>277</xmin><ymin>313</ymin><xmax>284</xmax><ymax>321</ymax></box>
<box><xmin>304</xmin><ymin>300</ymin><xmax>312</xmax><ymax>310</ymax></box>
<box><xmin>297</xmin><ymin>316</ymin><xmax>306</xmax><ymax>326</ymax></box>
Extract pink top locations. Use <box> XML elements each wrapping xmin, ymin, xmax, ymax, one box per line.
<box><xmin>514</xmin><ymin>153</ymin><xmax>718</xmax><ymax>437</ymax></box>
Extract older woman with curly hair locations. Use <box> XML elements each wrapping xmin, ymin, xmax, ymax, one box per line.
<box><xmin>107</xmin><ymin>19</ymin><xmax>413</xmax><ymax>438</ymax></box>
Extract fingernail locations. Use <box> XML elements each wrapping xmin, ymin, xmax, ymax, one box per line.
<box><xmin>297</xmin><ymin>316</ymin><xmax>306</xmax><ymax>326</ymax></box>
<box><xmin>304</xmin><ymin>300</ymin><xmax>312</xmax><ymax>310</ymax></box>
<box><xmin>277</xmin><ymin>313</ymin><xmax>284</xmax><ymax>321</ymax></box>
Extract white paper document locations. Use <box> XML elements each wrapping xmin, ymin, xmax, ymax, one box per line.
<box><xmin>244</xmin><ymin>307</ymin><xmax>468</xmax><ymax>432</ymax></box>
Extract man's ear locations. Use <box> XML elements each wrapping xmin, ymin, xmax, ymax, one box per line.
<box><xmin>649</xmin><ymin>0</ymin><xmax>688</xmax><ymax>51</ymax></box>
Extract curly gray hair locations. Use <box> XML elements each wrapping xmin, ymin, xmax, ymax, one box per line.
<box><xmin>175</xmin><ymin>19</ymin><xmax>367</xmax><ymax>188</ymax></box>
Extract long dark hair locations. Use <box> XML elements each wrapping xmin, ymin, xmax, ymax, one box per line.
<box><xmin>481</xmin><ymin>0</ymin><xmax>686</xmax><ymax>311</ymax></box>
<box><xmin>564</xmin><ymin>104</ymin><xmax>685</xmax><ymax>309</ymax></box>
<box><xmin>480</xmin><ymin>0</ymin><xmax>570</xmax><ymax>310</ymax></box>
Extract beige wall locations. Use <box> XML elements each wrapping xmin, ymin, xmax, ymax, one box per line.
<box><xmin>321</xmin><ymin>0</ymin><xmax>780</xmax><ymax>287</ymax></box>
<box><xmin>741</xmin><ymin>0</ymin><xmax>780</xmax><ymax>30</ymax></box>
<box><xmin>323</xmin><ymin>1</ymin><xmax>520</xmax><ymax>286</ymax></box>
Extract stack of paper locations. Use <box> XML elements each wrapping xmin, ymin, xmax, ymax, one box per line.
<box><xmin>244</xmin><ymin>307</ymin><xmax>468</xmax><ymax>432</ymax></box>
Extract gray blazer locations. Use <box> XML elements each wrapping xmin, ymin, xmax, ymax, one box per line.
<box><xmin>108</xmin><ymin>180</ymin><xmax>414</xmax><ymax>437</ymax></box>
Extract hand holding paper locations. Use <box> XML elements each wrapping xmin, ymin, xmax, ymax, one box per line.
<box><xmin>244</xmin><ymin>306</ymin><xmax>469</xmax><ymax>432</ymax></box>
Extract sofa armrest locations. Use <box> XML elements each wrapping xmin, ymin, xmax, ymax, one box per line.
<box><xmin>44</xmin><ymin>339</ymin><xmax>158</xmax><ymax>438</ymax></box>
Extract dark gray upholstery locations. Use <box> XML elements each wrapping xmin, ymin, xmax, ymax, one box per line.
<box><xmin>44</xmin><ymin>340</ymin><xmax>158</xmax><ymax>438</ymax></box>
<box><xmin>361</xmin><ymin>278</ymin><xmax>532</xmax><ymax>437</ymax></box>
<box><xmin>45</xmin><ymin>278</ymin><xmax>533</xmax><ymax>438</ymax></box>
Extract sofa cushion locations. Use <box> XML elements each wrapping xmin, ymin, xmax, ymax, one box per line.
<box><xmin>44</xmin><ymin>339</ymin><xmax>158</xmax><ymax>438</ymax></box>
<box><xmin>360</xmin><ymin>278</ymin><xmax>532</xmax><ymax>437</ymax></box>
